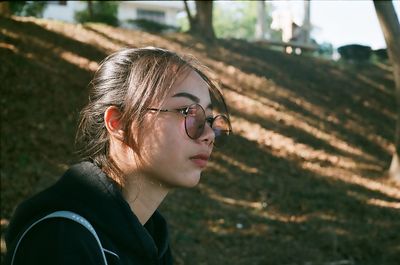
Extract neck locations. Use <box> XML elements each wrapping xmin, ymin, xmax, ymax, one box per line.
<box><xmin>122</xmin><ymin>173</ymin><xmax>170</xmax><ymax>225</ymax></box>
<box><xmin>109</xmin><ymin>141</ymin><xmax>170</xmax><ymax>225</ymax></box>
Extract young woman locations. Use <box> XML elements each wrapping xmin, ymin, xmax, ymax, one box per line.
<box><xmin>5</xmin><ymin>47</ymin><xmax>231</xmax><ymax>265</ymax></box>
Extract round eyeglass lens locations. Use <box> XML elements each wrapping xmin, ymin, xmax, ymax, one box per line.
<box><xmin>185</xmin><ymin>104</ymin><xmax>205</xmax><ymax>139</ymax></box>
<box><xmin>212</xmin><ymin>115</ymin><xmax>231</xmax><ymax>138</ymax></box>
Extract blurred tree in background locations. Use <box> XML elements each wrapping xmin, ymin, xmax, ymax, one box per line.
<box><xmin>74</xmin><ymin>1</ymin><xmax>119</xmax><ymax>26</ymax></box>
<box><xmin>373</xmin><ymin>0</ymin><xmax>400</xmax><ymax>182</ymax></box>
<box><xmin>183</xmin><ymin>0</ymin><xmax>215</xmax><ymax>39</ymax></box>
<box><xmin>317</xmin><ymin>42</ymin><xmax>334</xmax><ymax>59</ymax></box>
<box><xmin>180</xmin><ymin>1</ymin><xmax>281</xmax><ymax>41</ymax></box>
<box><xmin>8</xmin><ymin>1</ymin><xmax>47</xmax><ymax>18</ymax></box>
<box><xmin>214</xmin><ymin>1</ymin><xmax>274</xmax><ymax>40</ymax></box>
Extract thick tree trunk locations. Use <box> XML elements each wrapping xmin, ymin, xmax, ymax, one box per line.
<box><xmin>373</xmin><ymin>0</ymin><xmax>400</xmax><ymax>182</ymax></box>
<box><xmin>184</xmin><ymin>1</ymin><xmax>215</xmax><ymax>40</ymax></box>
<box><xmin>195</xmin><ymin>1</ymin><xmax>215</xmax><ymax>39</ymax></box>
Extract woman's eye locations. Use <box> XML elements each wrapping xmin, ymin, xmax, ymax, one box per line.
<box><xmin>177</xmin><ymin>107</ymin><xmax>189</xmax><ymax>115</ymax></box>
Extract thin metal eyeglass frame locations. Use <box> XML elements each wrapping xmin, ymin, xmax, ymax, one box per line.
<box><xmin>147</xmin><ymin>103</ymin><xmax>231</xmax><ymax>140</ymax></box>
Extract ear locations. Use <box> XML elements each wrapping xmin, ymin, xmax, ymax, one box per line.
<box><xmin>104</xmin><ymin>106</ymin><xmax>124</xmax><ymax>141</ymax></box>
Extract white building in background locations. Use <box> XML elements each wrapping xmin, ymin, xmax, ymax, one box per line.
<box><xmin>43</xmin><ymin>1</ymin><xmax>86</xmax><ymax>23</ymax></box>
<box><xmin>42</xmin><ymin>1</ymin><xmax>184</xmax><ymax>27</ymax></box>
<box><xmin>118</xmin><ymin>1</ymin><xmax>183</xmax><ymax>28</ymax></box>
<box><xmin>271</xmin><ymin>9</ymin><xmax>295</xmax><ymax>42</ymax></box>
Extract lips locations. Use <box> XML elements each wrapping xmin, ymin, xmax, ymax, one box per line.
<box><xmin>189</xmin><ymin>154</ymin><xmax>210</xmax><ymax>168</ymax></box>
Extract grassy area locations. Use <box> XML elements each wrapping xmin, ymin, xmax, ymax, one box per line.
<box><xmin>1</xmin><ymin>16</ymin><xmax>399</xmax><ymax>265</ymax></box>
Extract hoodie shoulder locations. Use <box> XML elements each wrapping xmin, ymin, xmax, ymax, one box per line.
<box><xmin>5</xmin><ymin>218</ymin><xmax>110</xmax><ymax>265</ymax></box>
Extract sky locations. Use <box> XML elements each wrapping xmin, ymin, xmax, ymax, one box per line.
<box><xmin>270</xmin><ymin>0</ymin><xmax>400</xmax><ymax>49</ymax></box>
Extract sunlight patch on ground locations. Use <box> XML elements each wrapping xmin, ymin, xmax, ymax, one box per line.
<box><xmin>1</xmin><ymin>28</ymin><xmax>20</xmax><ymax>40</ymax></box>
<box><xmin>212</xmin><ymin>152</ymin><xmax>259</xmax><ymax>174</ymax></box>
<box><xmin>1</xmin><ymin>218</ymin><xmax>9</xmax><ymax>255</ymax></box>
<box><xmin>305</xmin><ymin>164</ymin><xmax>400</xmax><ymax>200</ymax></box>
<box><xmin>264</xmin><ymin>212</ymin><xmax>309</xmax><ymax>223</ymax></box>
<box><xmin>228</xmin><ymin>114</ymin><xmax>400</xmax><ymax>200</ymax></box>
<box><xmin>367</xmin><ymin>198</ymin><xmax>400</xmax><ymax>209</ymax></box>
<box><xmin>213</xmin><ymin>60</ymin><xmax>392</xmax><ymax>160</ymax></box>
<box><xmin>231</xmin><ymin>116</ymin><xmax>373</xmax><ymax>172</ymax></box>
<box><xmin>207</xmin><ymin>161</ymin><xmax>232</xmax><ymax>176</ymax></box>
<box><xmin>199</xmin><ymin>184</ymin><xmax>265</xmax><ymax>210</ymax></box>
<box><xmin>82</xmin><ymin>24</ymin><xmax>183</xmax><ymax>53</ymax></box>
<box><xmin>356</xmin><ymin>72</ymin><xmax>395</xmax><ymax>98</ymax></box>
<box><xmin>2</xmin><ymin>26</ymin><xmax>52</xmax><ymax>50</ymax></box>
<box><xmin>374</xmin><ymin>62</ymin><xmax>393</xmax><ymax>72</ymax></box>
<box><xmin>224</xmin><ymin>89</ymin><xmax>373</xmax><ymax>161</ymax></box>
<box><xmin>342</xmin><ymin>116</ymin><xmax>394</xmax><ymax>154</ymax></box>
<box><xmin>14</xmin><ymin>16</ymin><xmax>122</xmax><ymax>52</ymax></box>
<box><xmin>0</xmin><ymin>42</ymin><xmax>18</xmax><ymax>53</ymax></box>
<box><xmin>356</xmin><ymin>73</ymin><xmax>388</xmax><ymax>92</ymax></box>
<box><xmin>59</xmin><ymin>50</ymin><xmax>98</xmax><ymax>72</ymax></box>
<box><xmin>209</xmin><ymin>54</ymin><xmax>335</xmax><ymax>122</ymax></box>
<box><xmin>346</xmin><ymin>191</ymin><xmax>400</xmax><ymax>209</ymax></box>
<box><xmin>1</xmin><ymin>237</ymin><xmax>6</xmax><ymax>256</ymax></box>
<box><xmin>2</xmin><ymin>28</ymin><xmax>99</xmax><ymax>74</ymax></box>
<box><xmin>0</xmin><ymin>29</ymin><xmax>20</xmax><ymax>53</ymax></box>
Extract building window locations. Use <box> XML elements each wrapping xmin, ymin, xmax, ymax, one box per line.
<box><xmin>137</xmin><ymin>9</ymin><xmax>165</xmax><ymax>24</ymax></box>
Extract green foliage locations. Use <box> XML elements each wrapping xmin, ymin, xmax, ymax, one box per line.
<box><xmin>177</xmin><ymin>14</ymin><xmax>189</xmax><ymax>33</ymax></box>
<box><xmin>126</xmin><ymin>19</ymin><xmax>179</xmax><ymax>33</ymax></box>
<box><xmin>74</xmin><ymin>1</ymin><xmax>119</xmax><ymax>26</ymax></box>
<box><xmin>9</xmin><ymin>1</ymin><xmax>47</xmax><ymax>18</ymax></box>
<box><xmin>317</xmin><ymin>42</ymin><xmax>334</xmax><ymax>59</ymax></box>
<box><xmin>213</xmin><ymin>1</ymin><xmax>273</xmax><ymax>40</ymax></box>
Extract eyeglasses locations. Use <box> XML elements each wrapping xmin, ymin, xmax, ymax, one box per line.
<box><xmin>147</xmin><ymin>103</ymin><xmax>232</xmax><ymax>144</ymax></box>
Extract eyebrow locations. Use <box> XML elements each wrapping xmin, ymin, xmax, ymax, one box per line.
<box><xmin>172</xmin><ymin>92</ymin><xmax>213</xmax><ymax>110</ymax></box>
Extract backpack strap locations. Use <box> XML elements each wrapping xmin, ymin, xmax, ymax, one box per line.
<box><xmin>11</xmin><ymin>210</ymin><xmax>108</xmax><ymax>265</ymax></box>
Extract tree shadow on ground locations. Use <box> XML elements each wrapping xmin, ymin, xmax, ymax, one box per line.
<box><xmin>1</xmin><ymin>17</ymin><xmax>399</xmax><ymax>265</ymax></box>
<box><xmin>207</xmin><ymin>39</ymin><xmax>394</xmax><ymax>162</ymax></box>
<box><xmin>164</xmin><ymin>35</ymin><xmax>394</xmax><ymax>166</ymax></box>
<box><xmin>1</xmin><ymin>17</ymin><xmax>108</xmax><ymax>217</ymax></box>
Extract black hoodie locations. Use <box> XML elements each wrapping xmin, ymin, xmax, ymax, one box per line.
<box><xmin>4</xmin><ymin>161</ymin><xmax>173</xmax><ymax>265</ymax></box>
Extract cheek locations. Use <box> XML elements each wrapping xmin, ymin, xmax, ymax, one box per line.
<box><xmin>142</xmin><ymin>117</ymin><xmax>188</xmax><ymax>162</ymax></box>
<box><xmin>140</xmin><ymin>117</ymin><xmax>203</xmax><ymax>187</ymax></box>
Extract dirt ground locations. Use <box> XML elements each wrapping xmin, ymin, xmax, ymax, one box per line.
<box><xmin>1</xmin><ymin>16</ymin><xmax>399</xmax><ymax>265</ymax></box>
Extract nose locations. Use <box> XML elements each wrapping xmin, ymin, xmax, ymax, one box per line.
<box><xmin>198</xmin><ymin>122</ymin><xmax>215</xmax><ymax>146</ymax></box>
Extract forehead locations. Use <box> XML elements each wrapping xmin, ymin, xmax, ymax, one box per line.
<box><xmin>167</xmin><ymin>70</ymin><xmax>211</xmax><ymax>105</ymax></box>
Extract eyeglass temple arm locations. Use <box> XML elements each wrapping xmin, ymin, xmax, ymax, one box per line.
<box><xmin>147</xmin><ymin>108</ymin><xmax>169</xmax><ymax>112</ymax></box>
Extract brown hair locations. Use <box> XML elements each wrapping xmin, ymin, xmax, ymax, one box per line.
<box><xmin>75</xmin><ymin>47</ymin><xmax>228</xmax><ymax>185</ymax></box>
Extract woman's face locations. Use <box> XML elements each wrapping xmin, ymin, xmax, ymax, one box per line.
<box><xmin>137</xmin><ymin>70</ymin><xmax>215</xmax><ymax>188</ymax></box>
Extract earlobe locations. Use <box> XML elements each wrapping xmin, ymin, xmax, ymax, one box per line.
<box><xmin>104</xmin><ymin>106</ymin><xmax>124</xmax><ymax>141</ymax></box>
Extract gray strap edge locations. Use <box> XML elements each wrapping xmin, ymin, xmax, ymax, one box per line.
<box><xmin>11</xmin><ymin>210</ymin><xmax>109</xmax><ymax>265</ymax></box>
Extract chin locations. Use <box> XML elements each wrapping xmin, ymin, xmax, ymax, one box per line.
<box><xmin>176</xmin><ymin>171</ymin><xmax>202</xmax><ymax>188</ymax></box>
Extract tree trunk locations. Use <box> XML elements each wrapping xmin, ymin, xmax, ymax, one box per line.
<box><xmin>373</xmin><ymin>0</ymin><xmax>400</xmax><ymax>183</ymax></box>
<box><xmin>256</xmin><ymin>1</ymin><xmax>266</xmax><ymax>40</ymax></box>
<box><xmin>195</xmin><ymin>1</ymin><xmax>215</xmax><ymax>39</ymax></box>
<box><xmin>184</xmin><ymin>1</ymin><xmax>215</xmax><ymax>40</ymax></box>
<box><xmin>88</xmin><ymin>0</ymin><xmax>93</xmax><ymax>20</ymax></box>
<box><xmin>183</xmin><ymin>0</ymin><xmax>196</xmax><ymax>31</ymax></box>
<box><xmin>303</xmin><ymin>0</ymin><xmax>311</xmax><ymax>44</ymax></box>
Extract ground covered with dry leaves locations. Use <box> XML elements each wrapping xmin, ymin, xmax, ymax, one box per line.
<box><xmin>1</xmin><ymin>16</ymin><xmax>399</xmax><ymax>265</ymax></box>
